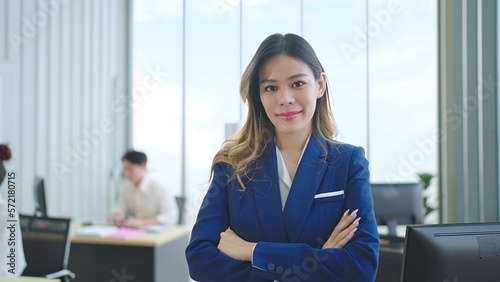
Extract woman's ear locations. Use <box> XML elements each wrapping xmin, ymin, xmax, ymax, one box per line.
<box><xmin>317</xmin><ymin>72</ymin><xmax>327</xmax><ymax>99</ymax></box>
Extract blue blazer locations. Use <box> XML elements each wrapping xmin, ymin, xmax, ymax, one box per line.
<box><xmin>186</xmin><ymin>136</ymin><xmax>379</xmax><ymax>281</ymax></box>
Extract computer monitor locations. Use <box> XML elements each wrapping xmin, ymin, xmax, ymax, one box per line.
<box><xmin>401</xmin><ymin>223</ymin><xmax>500</xmax><ymax>282</ymax></box>
<box><xmin>33</xmin><ymin>176</ymin><xmax>47</xmax><ymax>217</ymax></box>
<box><xmin>370</xmin><ymin>182</ymin><xmax>423</xmax><ymax>237</ymax></box>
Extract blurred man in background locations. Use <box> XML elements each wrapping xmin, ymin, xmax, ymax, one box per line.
<box><xmin>109</xmin><ymin>150</ymin><xmax>178</xmax><ymax>228</ymax></box>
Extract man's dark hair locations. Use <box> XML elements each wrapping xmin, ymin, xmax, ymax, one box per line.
<box><xmin>122</xmin><ymin>150</ymin><xmax>147</xmax><ymax>165</ymax></box>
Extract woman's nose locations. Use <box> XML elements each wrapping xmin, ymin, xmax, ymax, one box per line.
<box><xmin>278</xmin><ymin>88</ymin><xmax>294</xmax><ymax>105</ymax></box>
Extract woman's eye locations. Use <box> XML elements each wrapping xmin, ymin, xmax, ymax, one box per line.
<box><xmin>292</xmin><ymin>81</ymin><xmax>305</xmax><ymax>87</ymax></box>
<box><xmin>264</xmin><ymin>86</ymin><xmax>277</xmax><ymax>92</ymax></box>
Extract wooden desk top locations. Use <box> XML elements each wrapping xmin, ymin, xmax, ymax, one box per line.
<box><xmin>0</xmin><ymin>277</ymin><xmax>58</xmax><ymax>282</ymax></box>
<box><xmin>71</xmin><ymin>224</ymin><xmax>192</xmax><ymax>247</ymax></box>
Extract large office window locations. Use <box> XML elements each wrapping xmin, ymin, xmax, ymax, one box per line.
<box><xmin>304</xmin><ymin>0</ymin><xmax>368</xmax><ymax>148</ymax></box>
<box><xmin>132</xmin><ymin>0</ymin><xmax>438</xmax><ymax>224</ymax></box>
<box><xmin>132</xmin><ymin>0</ymin><xmax>183</xmax><ymax>197</ymax></box>
<box><xmin>369</xmin><ymin>1</ymin><xmax>437</xmax><ymax>184</ymax></box>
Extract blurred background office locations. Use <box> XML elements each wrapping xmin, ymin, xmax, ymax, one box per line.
<box><xmin>0</xmin><ymin>0</ymin><xmax>498</xmax><ymax>228</ymax></box>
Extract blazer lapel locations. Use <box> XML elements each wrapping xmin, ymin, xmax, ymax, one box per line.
<box><xmin>252</xmin><ymin>143</ymin><xmax>289</xmax><ymax>242</ymax></box>
<box><xmin>282</xmin><ymin>137</ymin><xmax>328</xmax><ymax>242</ymax></box>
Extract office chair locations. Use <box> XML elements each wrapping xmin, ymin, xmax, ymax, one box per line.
<box><xmin>19</xmin><ymin>214</ymin><xmax>75</xmax><ymax>282</ymax></box>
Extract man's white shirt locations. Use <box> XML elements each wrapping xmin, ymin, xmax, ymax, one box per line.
<box><xmin>112</xmin><ymin>173</ymin><xmax>178</xmax><ymax>225</ymax></box>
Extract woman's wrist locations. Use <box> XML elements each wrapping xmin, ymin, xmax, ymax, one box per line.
<box><xmin>247</xmin><ymin>242</ymin><xmax>257</xmax><ymax>262</ymax></box>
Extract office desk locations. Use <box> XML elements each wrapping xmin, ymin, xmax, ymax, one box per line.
<box><xmin>377</xmin><ymin>243</ymin><xmax>404</xmax><ymax>282</ymax></box>
<box><xmin>0</xmin><ymin>278</ymin><xmax>58</xmax><ymax>282</ymax></box>
<box><xmin>375</xmin><ymin>225</ymin><xmax>406</xmax><ymax>282</ymax></box>
<box><xmin>68</xmin><ymin>225</ymin><xmax>191</xmax><ymax>282</ymax></box>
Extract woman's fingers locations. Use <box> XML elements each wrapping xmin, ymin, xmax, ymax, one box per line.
<box><xmin>332</xmin><ymin>217</ymin><xmax>360</xmax><ymax>248</ymax></box>
<box><xmin>335</xmin><ymin>209</ymin><xmax>358</xmax><ymax>230</ymax></box>
<box><xmin>330</xmin><ymin>216</ymin><xmax>360</xmax><ymax>248</ymax></box>
<box><xmin>323</xmin><ymin>208</ymin><xmax>361</xmax><ymax>249</ymax></box>
<box><xmin>217</xmin><ymin>228</ymin><xmax>255</xmax><ymax>261</ymax></box>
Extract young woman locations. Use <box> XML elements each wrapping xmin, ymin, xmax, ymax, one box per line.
<box><xmin>186</xmin><ymin>33</ymin><xmax>379</xmax><ymax>281</ymax></box>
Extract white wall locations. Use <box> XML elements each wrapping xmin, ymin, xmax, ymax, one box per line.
<box><xmin>0</xmin><ymin>0</ymin><xmax>131</xmax><ymax>223</ymax></box>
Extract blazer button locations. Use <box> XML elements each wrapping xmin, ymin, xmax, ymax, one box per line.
<box><xmin>285</xmin><ymin>268</ymin><xmax>293</xmax><ymax>275</ymax></box>
<box><xmin>275</xmin><ymin>266</ymin><xmax>284</xmax><ymax>274</ymax></box>
<box><xmin>267</xmin><ymin>263</ymin><xmax>275</xmax><ymax>271</ymax></box>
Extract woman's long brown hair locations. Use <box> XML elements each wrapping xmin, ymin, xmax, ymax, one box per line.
<box><xmin>210</xmin><ymin>33</ymin><xmax>338</xmax><ymax>190</ymax></box>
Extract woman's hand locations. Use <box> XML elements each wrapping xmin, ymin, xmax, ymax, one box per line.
<box><xmin>217</xmin><ymin>228</ymin><xmax>256</xmax><ymax>261</ymax></box>
<box><xmin>322</xmin><ymin>209</ymin><xmax>361</xmax><ymax>249</ymax></box>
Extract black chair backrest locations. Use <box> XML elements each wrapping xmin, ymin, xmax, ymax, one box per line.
<box><xmin>19</xmin><ymin>214</ymin><xmax>71</xmax><ymax>276</ymax></box>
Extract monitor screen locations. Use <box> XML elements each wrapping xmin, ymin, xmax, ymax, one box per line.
<box><xmin>33</xmin><ymin>176</ymin><xmax>47</xmax><ymax>217</ymax></box>
<box><xmin>401</xmin><ymin>223</ymin><xmax>500</xmax><ymax>282</ymax></box>
<box><xmin>371</xmin><ymin>182</ymin><xmax>423</xmax><ymax>237</ymax></box>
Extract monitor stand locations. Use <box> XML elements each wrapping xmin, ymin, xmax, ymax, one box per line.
<box><xmin>383</xmin><ymin>219</ymin><xmax>404</xmax><ymax>248</ymax></box>
<box><xmin>387</xmin><ymin>219</ymin><xmax>397</xmax><ymax>238</ymax></box>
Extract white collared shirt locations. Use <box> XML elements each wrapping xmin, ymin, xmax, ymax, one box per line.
<box><xmin>275</xmin><ymin>135</ymin><xmax>311</xmax><ymax>211</ymax></box>
<box><xmin>112</xmin><ymin>173</ymin><xmax>178</xmax><ymax>225</ymax></box>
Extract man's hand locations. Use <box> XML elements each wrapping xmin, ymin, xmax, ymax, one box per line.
<box><xmin>122</xmin><ymin>218</ymin><xmax>146</xmax><ymax>228</ymax></box>
<box><xmin>109</xmin><ymin>213</ymin><xmax>125</xmax><ymax>226</ymax></box>
<box><xmin>121</xmin><ymin>217</ymin><xmax>160</xmax><ymax>228</ymax></box>
<box><xmin>322</xmin><ymin>209</ymin><xmax>361</xmax><ymax>249</ymax></box>
<box><xmin>217</xmin><ymin>228</ymin><xmax>256</xmax><ymax>261</ymax></box>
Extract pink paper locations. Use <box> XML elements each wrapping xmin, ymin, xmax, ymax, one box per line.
<box><xmin>103</xmin><ymin>227</ymin><xmax>145</xmax><ymax>239</ymax></box>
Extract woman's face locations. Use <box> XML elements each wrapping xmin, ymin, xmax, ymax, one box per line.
<box><xmin>259</xmin><ymin>54</ymin><xmax>326</xmax><ymax>139</ymax></box>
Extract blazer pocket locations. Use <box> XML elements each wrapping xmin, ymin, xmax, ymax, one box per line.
<box><xmin>313</xmin><ymin>190</ymin><xmax>344</xmax><ymax>204</ymax></box>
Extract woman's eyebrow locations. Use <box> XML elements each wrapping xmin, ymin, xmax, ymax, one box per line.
<box><xmin>260</xmin><ymin>73</ymin><xmax>309</xmax><ymax>84</ymax></box>
<box><xmin>287</xmin><ymin>73</ymin><xmax>308</xmax><ymax>80</ymax></box>
<box><xmin>260</xmin><ymin>78</ymin><xmax>277</xmax><ymax>84</ymax></box>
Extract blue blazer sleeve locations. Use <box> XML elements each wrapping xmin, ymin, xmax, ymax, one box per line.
<box><xmin>184</xmin><ymin>163</ymin><xmax>259</xmax><ymax>282</ymax></box>
<box><xmin>186</xmin><ymin>142</ymin><xmax>379</xmax><ymax>282</ymax></box>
